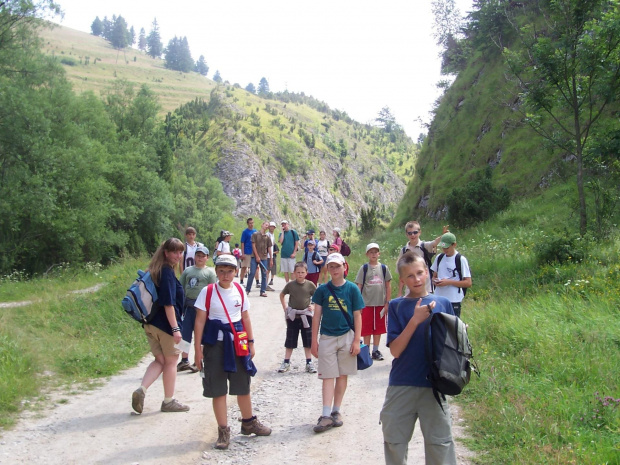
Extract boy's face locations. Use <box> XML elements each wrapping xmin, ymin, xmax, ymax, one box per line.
<box><xmin>406</xmin><ymin>226</ymin><xmax>421</xmax><ymax>244</ymax></box>
<box><xmin>319</xmin><ymin>231</ymin><xmax>326</xmax><ymax>240</ymax></box>
<box><xmin>247</xmin><ymin>219</ymin><xmax>254</xmax><ymax>229</ymax></box>
<box><xmin>400</xmin><ymin>262</ymin><xmax>428</xmax><ymax>297</ymax></box>
<box><xmin>442</xmin><ymin>243</ymin><xmax>457</xmax><ymax>256</ymax></box>
<box><xmin>307</xmin><ymin>242</ymin><xmax>316</xmax><ymax>250</ymax></box>
<box><xmin>185</xmin><ymin>231</ymin><xmax>196</xmax><ymax>243</ymax></box>
<box><xmin>294</xmin><ymin>268</ymin><xmax>307</xmax><ymax>282</ymax></box>
<box><xmin>327</xmin><ymin>262</ymin><xmax>344</xmax><ymax>279</ymax></box>
<box><xmin>216</xmin><ymin>265</ymin><xmax>236</xmax><ymax>286</ymax></box>
<box><xmin>195</xmin><ymin>252</ymin><xmax>208</xmax><ymax>266</ymax></box>
<box><xmin>366</xmin><ymin>249</ymin><xmax>380</xmax><ymax>262</ymax></box>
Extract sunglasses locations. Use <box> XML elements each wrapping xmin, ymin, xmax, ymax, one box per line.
<box><xmin>407</xmin><ymin>230</ymin><xmax>420</xmax><ymax>236</ymax></box>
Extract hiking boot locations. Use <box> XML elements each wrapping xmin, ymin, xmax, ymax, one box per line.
<box><xmin>266</xmin><ymin>285</ymin><xmax>275</xmax><ymax>292</ymax></box>
<box><xmin>313</xmin><ymin>415</ymin><xmax>334</xmax><ymax>433</ymax></box>
<box><xmin>161</xmin><ymin>398</ymin><xmax>190</xmax><ymax>412</ymax></box>
<box><xmin>278</xmin><ymin>361</ymin><xmax>290</xmax><ymax>373</ymax></box>
<box><xmin>215</xmin><ymin>426</ymin><xmax>230</xmax><ymax>450</ymax></box>
<box><xmin>132</xmin><ymin>388</ymin><xmax>145</xmax><ymax>414</ymax></box>
<box><xmin>331</xmin><ymin>411</ymin><xmax>343</xmax><ymax>427</ymax></box>
<box><xmin>305</xmin><ymin>361</ymin><xmax>317</xmax><ymax>373</ymax></box>
<box><xmin>177</xmin><ymin>360</ymin><xmax>192</xmax><ymax>372</ymax></box>
<box><xmin>372</xmin><ymin>350</ymin><xmax>385</xmax><ymax>361</ymax></box>
<box><xmin>240</xmin><ymin>417</ymin><xmax>271</xmax><ymax>436</ymax></box>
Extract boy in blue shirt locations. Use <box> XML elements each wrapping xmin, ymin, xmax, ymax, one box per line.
<box><xmin>380</xmin><ymin>252</ymin><xmax>457</xmax><ymax>465</ymax></box>
<box><xmin>311</xmin><ymin>253</ymin><xmax>364</xmax><ymax>433</ymax></box>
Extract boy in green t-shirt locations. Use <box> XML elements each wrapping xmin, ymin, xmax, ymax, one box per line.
<box><xmin>178</xmin><ymin>246</ymin><xmax>216</xmax><ymax>372</ymax></box>
<box><xmin>278</xmin><ymin>262</ymin><xmax>317</xmax><ymax>374</ymax></box>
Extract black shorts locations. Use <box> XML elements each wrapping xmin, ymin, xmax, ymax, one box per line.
<box><xmin>202</xmin><ymin>341</ymin><xmax>251</xmax><ymax>398</ymax></box>
<box><xmin>284</xmin><ymin>316</ymin><xmax>312</xmax><ymax>349</ymax></box>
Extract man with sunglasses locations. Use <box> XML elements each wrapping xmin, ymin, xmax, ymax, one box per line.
<box><xmin>397</xmin><ymin>221</ymin><xmax>448</xmax><ymax>297</ymax></box>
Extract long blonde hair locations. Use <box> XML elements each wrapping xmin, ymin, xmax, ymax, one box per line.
<box><xmin>148</xmin><ymin>238</ymin><xmax>185</xmax><ymax>286</ymax></box>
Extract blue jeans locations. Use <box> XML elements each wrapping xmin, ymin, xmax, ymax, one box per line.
<box><xmin>246</xmin><ymin>257</ymin><xmax>268</xmax><ymax>294</ymax></box>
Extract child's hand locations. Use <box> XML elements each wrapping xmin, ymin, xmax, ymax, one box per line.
<box><xmin>412</xmin><ymin>298</ymin><xmax>434</xmax><ymax>324</ymax></box>
<box><xmin>350</xmin><ymin>338</ymin><xmax>361</xmax><ymax>356</ymax></box>
<box><xmin>311</xmin><ymin>341</ymin><xmax>319</xmax><ymax>358</ymax></box>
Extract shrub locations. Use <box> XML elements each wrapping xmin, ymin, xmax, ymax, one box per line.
<box><xmin>60</xmin><ymin>57</ymin><xmax>77</xmax><ymax>66</ymax></box>
<box><xmin>534</xmin><ymin>231</ymin><xmax>587</xmax><ymax>266</ymax></box>
<box><xmin>447</xmin><ymin>167</ymin><xmax>510</xmax><ymax>227</ymax></box>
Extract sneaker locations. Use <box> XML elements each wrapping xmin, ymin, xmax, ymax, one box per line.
<box><xmin>313</xmin><ymin>415</ymin><xmax>334</xmax><ymax>433</ymax></box>
<box><xmin>278</xmin><ymin>361</ymin><xmax>291</xmax><ymax>373</ymax></box>
<box><xmin>240</xmin><ymin>417</ymin><xmax>272</xmax><ymax>436</ymax></box>
<box><xmin>215</xmin><ymin>426</ymin><xmax>230</xmax><ymax>450</ymax></box>
<box><xmin>177</xmin><ymin>360</ymin><xmax>192</xmax><ymax>372</ymax></box>
<box><xmin>372</xmin><ymin>350</ymin><xmax>385</xmax><ymax>361</ymax></box>
<box><xmin>256</xmin><ymin>282</ymin><xmax>261</xmax><ymax>288</ymax></box>
<box><xmin>132</xmin><ymin>388</ymin><xmax>145</xmax><ymax>414</ymax></box>
<box><xmin>161</xmin><ymin>398</ymin><xmax>190</xmax><ymax>412</ymax></box>
<box><xmin>269</xmin><ymin>280</ymin><xmax>273</xmax><ymax>285</ymax></box>
<box><xmin>305</xmin><ymin>361</ymin><xmax>317</xmax><ymax>373</ymax></box>
<box><xmin>260</xmin><ymin>292</ymin><xmax>268</xmax><ymax>297</ymax></box>
<box><xmin>266</xmin><ymin>285</ymin><xmax>275</xmax><ymax>292</ymax></box>
<box><xmin>187</xmin><ymin>363</ymin><xmax>199</xmax><ymax>373</ymax></box>
<box><xmin>331</xmin><ymin>411</ymin><xmax>343</xmax><ymax>427</ymax></box>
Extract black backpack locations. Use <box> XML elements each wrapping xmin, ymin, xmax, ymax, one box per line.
<box><xmin>434</xmin><ymin>253</ymin><xmax>468</xmax><ymax>296</ymax></box>
<box><xmin>402</xmin><ymin>243</ymin><xmax>433</xmax><ymax>270</ymax></box>
<box><xmin>425</xmin><ymin>311</ymin><xmax>479</xmax><ymax>411</ymax></box>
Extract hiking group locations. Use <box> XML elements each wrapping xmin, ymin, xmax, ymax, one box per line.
<box><xmin>128</xmin><ymin>219</ymin><xmax>472</xmax><ymax>464</ymax></box>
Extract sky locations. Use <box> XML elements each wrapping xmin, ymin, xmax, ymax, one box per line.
<box><xmin>52</xmin><ymin>0</ymin><xmax>473</xmax><ymax>139</ymax></box>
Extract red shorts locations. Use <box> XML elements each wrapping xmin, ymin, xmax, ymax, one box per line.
<box><xmin>306</xmin><ymin>272</ymin><xmax>320</xmax><ymax>285</ymax></box>
<box><xmin>361</xmin><ymin>305</ymin><xmax>386</xmax><ymax>336</ymax></box>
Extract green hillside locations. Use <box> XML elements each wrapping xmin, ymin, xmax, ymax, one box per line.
<box><xmin>395</xmin><ymin>1</ymin><xmax>620</xmax><ymax>236</ymax></box>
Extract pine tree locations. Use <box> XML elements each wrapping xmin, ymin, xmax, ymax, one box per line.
<box><xmin>110</xmin><ymin>15</ymin><xmax>129</xmax><ymax>49</ymax></box>
<box><xmin>164</xmin><ymin>36</ymin><xmax>194</xmax><ymax>72</ymax></box>
<box><xmin>102</xmin><ymin>16</ymin><xmax>112</xmax><ymax>40</ymax></box>
<box><xmin>146</xmin><ymin>18</ymin><xmax>163</xmax><ymax>58</ymax></box>
<box><xmin>213</xmin><ymin>70</ymin><xmax>222</xmax><ymax>83</ymax></box>
<box><xmin>138</xmin><ymin>28</ymin><xmax>146</xmax><ymax>51</ymax></box>
<box><xmin>91</xmin><ymin>16</ymin><xmax>103</xmax><ymax>36</ymax></box>
<box><xmin>258</xmin><ymin>77</ymin><xmax>269</xmax><ymax>95</ymax></box>
<box><xmin>195</xmin><ymin>55</ymin><xmax>209</xmax><ymax>76</ymax></box>
<box><xmin>245</xmin><ymin>82</ymin><xmax>256</xmax><ymax>93</ymax></box>
<box><xmin>129</xmin><ymin>26</ymin><xmax>136</xmax><ymax>46</ymax></box>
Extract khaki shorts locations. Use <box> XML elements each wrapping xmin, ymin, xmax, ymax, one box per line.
<box><xmin>144</xmin><ymin>324</ymin><xmax>181</xmax><ymax>357</ymax></box>
<box><xmin>241</xmin><ymin>254</ymin><xmax>252</xmax><ymax>268</ymax></box>
<box><xmin>280</xmin><ymin>257</ymin><xmax>296</xmax><ymax>273</ymax></box>
<box><xmin>317</xmin><ymin>330</ymin><xmax>357</xmax><ymax>379</ymax></box>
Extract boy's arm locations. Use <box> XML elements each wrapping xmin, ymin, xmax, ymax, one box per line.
<box><xmin>194</xmin><ymin>309</ymin><xmax>206</xmax><ymax>368</ymax></box>
<box><xmin>279</xmin><ymin>292</ymin><xmax>287</xmax><ymax>312</ymax></box>
<box><xmin>388</xmin><ymin>299</ymin><xmax>434</xmax><ymax>358</ymax></box>
<box><xmin>350</xmin><ymin>310</ymin><xmax>362</xmax><ymax>355</ymax></box>
<box><xmin>429</xmin><ymin>224</ymin><xmax>450</xmax><ymax>249</ymax></box>
<box><xmin>310</xmin><ymin>304</ymin><xmax>322</xmax><ymax>358</ymax></box>
<box><xmin>435</xmin><ymin>276</ymin><xmax>472</xmax><ymax>289</ymax></box>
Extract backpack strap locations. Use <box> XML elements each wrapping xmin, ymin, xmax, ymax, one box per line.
<box><xmin>326</xmin><ymin>283</ymin><xmax>354</xmax><ymax>332</ymax></box>
<box><xmin>361</xmin><ymin>263</ymin><xmax>369</xmax><ymax>293</ymax></box>
<box><xmin>424</xmin><ymin>311</ymin><xmax>447</xmax><ymax>413</ymax></box>
<box><xmin>233</xmin><ymin>282</ymin><xmax>245</xmax><ymax>309</ymax></box>
<box><xmin>205</xmin><ymin>283</ymin><xmax>214</xmax><ymax>317</ymax></box>
<box><xmin>455</xmin><ymin>253</ymin><xmax>464</xmax><ymax>295</ymax></box>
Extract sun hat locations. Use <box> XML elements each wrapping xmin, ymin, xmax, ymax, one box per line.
<box><xmin>222</xmin><ymin>230</ymin><xmax>233</xmax><ymax>237</ymax></box>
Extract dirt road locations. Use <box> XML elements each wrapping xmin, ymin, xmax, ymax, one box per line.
<box><xmin>0</xmin><ymin>276</ymin><xmax>474</xmax><ymax>464</ymax></box>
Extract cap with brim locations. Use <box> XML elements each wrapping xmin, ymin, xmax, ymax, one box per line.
<box><xmin>215</xmin><ymin>255</ymin><xmax>238</xmax><ymax>268</ymax></box>
<box><xmin>438</xmin><ymin>232</ymin><xmax>456</xmax><ymax>249</ymax></box>
<box><xmin>328</xmin><ymin>244</ymin><xmax>340</xmax><ymax>252</ymax></box>
<box><xmin>306</xmin><ymin>229</ymin><xmax>315</xmax><ymax>234</ymax></box>
<box><xmin>195</xmin><ymin>246</ymin><xmax>209</xmax><ymax>255</ymax></box>
<box><xmin>269</xmin><ymin>222</ymin><xmax>276</xmax><ymax>227</ymax></box>
<box><xmin>325</xmin><ymin>253</ymin><xmax>346</xmax><ymax>266</ymax></box>
<box><xmin>222</xmin><ymin>230</ymin><xmax>233</xmax><ymax>237</ymax></box>
<box><xmin>366</xmin><ymin>242</ymin><xmax>380</xmax><ymax>253</ymax></box>
<box><xmin>281</xmin><ymin>220</ymin><xmax>289</xmax><ymax>224</ymax></box>
<box><xmin>333</xmin><ymin>227</ymin><xmax>341</xmax><ymax>233</ymax></box>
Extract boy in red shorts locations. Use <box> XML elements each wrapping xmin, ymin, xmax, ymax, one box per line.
<box><xmin>354</xmin><ymin>243</ymin><xmax>392</xmax><ymax>361</ymax></box>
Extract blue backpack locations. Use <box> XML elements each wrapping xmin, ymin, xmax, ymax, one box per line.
<box><xmin>122</xmin><ymin>270</ymin><xmax>161</xmax><ymax>324</ymax></box>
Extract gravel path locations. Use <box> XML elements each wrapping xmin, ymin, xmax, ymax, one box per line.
<box><xmin>0</xmin><ymin>276</ymin><xmax>474</xmax><ymax>464</ymax></box>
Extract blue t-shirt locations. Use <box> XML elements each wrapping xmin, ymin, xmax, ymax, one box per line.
<box><xmin>312</xmin><ymin>281</ymin><xmax>365</xmax><ymax>336</ymax></box>
<box><xmin>241</xmin><ymin>228</ymin><xmax>257</xmax><ymax>255</ymax></box>
<box><xmin>150</xmin><ymin>265</ymin><xmax>184</xmax><ymax>335</ymax></box>
<box><xmin>386</xmin><ymin>295</ymin><xmax>454</xmax><ymax>387</ymax></box>
<box><xmin>280</xmin><ymin>229</ymin><xmax>299</xmax><ymax>258</ymax></box>
<box><xmin>304</xmin><ymin>250</ymin><xmax>322</xmax><ymax>273</ymax></box>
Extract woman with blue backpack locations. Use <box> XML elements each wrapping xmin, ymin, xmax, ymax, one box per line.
<box><xmin>131</xmin><ymin>237</ymin><xmax>190</xmax><ymax>415</ymax></box>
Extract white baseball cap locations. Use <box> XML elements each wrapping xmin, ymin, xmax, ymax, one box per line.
<box><xmin>325</xmin><ymin>253</ymin><xmax>346</xmax><ymax>266</ymax></box>
<box><xmin>215</xmin><ymin>255</ymin><xmax>238</xmax><ymax>268</ymax></box>
<box><xmin>366</xmin><ymin>243</ymin><xmax>380</xmax><ymax>253</ymax></box>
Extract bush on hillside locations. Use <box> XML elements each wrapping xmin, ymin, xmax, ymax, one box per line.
<box><xmin>446</xmin><ymin>167</ymin><xmax>510</xmax><ymax>227</ymax></box>
<box><xmin>534</xmin><ymin>231</ymin><xmax>587</xmax><ymax>266</ymax></box>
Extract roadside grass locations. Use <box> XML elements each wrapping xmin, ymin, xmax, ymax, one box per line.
<box><xmin>0</xmin><ymin>257</ymin><xmax>149</xmax><ymax>429</ymax></box>
<box><xmin>346</xmin><ymin>191</ymin><xmax>619</xmax><ymax>464</ymax></box>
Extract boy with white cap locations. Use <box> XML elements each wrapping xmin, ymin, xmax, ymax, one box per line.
<box><xmin>311</xmin><ymin>252</ymin><xmax>364</xmax><ymax>433</ymax></box>
<box><xmin>355</xmin><ymin>243</ymin><xmax>392</xmax><ymax>361</ymax></box>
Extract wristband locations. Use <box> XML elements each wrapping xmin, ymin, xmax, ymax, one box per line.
<box><xmin>172</xmin><ymin>326</ymin><xmax>181</xmax><ymax>332</ymax></box>
<box><xmin>248</xmin><ymin>339</ymin><xmax>255</xmax><ymax>343</ymax></box>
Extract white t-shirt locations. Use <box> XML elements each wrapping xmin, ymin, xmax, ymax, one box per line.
<box><xmin>317</xmin><ymin>239</ymin><xmax>329</xmax><ymax>257</ymax></box>
<box><xmin>184</xmin><ymin>241</ymin><xmax>204</xmax><ymax>269</ymax></box>
<box><xmin>195</xmin><ymin>283</ymin><xmax>249</xmax><ymax>340</ymax></box>
<box><xmin>216</xmin><ymin>241</ymin><xmax>231</xmax><ymax>255</ymax></box>
<box><xmin>430</xmin><ymin>252</ymin><xmax>471</xmax><ymax>303</ymax></box>
<box><xmin>267</xmin><ymin>231</ymin><xmax>275</xmax><ymax>254</ymax></box>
